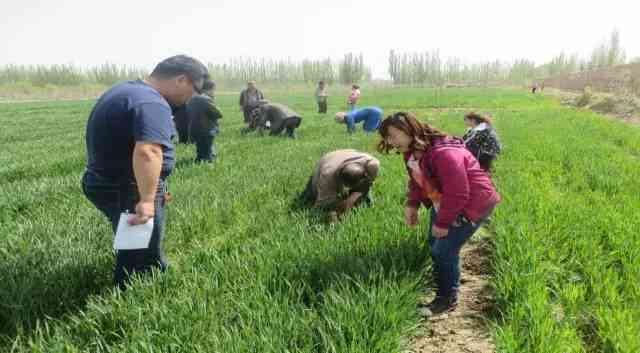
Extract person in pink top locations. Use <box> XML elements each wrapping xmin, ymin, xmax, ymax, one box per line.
<box><xmin>347</xmin><ymin>84</ymin><xmax>360</xmax><ymax>111</ymax></box>
<box><xmin>377</xmin><ymin>112</ymin><xmax>501</xmax><ymax>316</ymax></box>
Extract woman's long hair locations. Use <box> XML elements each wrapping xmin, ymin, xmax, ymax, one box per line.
<box><xmin>377</xmin><ymin>112</ymin><xmax>447</xmax><ymax>153</ymax></box>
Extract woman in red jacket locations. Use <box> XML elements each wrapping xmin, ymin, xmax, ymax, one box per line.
<box><xmin>377</xmin><ymin>112</ymin><xmax>500</xmax><ymax>315</ymax></box>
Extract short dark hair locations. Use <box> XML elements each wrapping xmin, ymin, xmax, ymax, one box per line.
<box><xmin>151</xmin><ymin>55</ymin><xmax>214</xmax><ymax>93</ymax></box>
<box><xmin>340</xmin><ymin>163</ymin><xmax>366</xmax><ymax>189</ymax></box>
<box><xmin>464</xmin><ymin>112</ymin><xmax>492</xmax><ymax>125</ymax></box>
<box><xmin>352</xmin><ymin>84</ymin><xmax>360</xmax><ymax>89</ymax></box>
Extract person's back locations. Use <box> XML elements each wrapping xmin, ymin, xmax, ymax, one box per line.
<box><xmin>86</xmin><ymin>79</ymin><xmax>175</xmax><ymax>181</ymax></box>
<box><xmin>187</xmin><ymin>93</ymin><xmax>223</xmax><ymax>163</ymax></box>
<box><xmin>342</xmin><ymin>106</ymin><xmax>382</xmax><ymax>133</ymax></box>
<box><xmin>188</xmin><ymin>93</ymin><xmax>222</xmax><ymax>136</ymax></box>
<box><xmin>351</xmin><ymin>107</ymin><xmax>382</xmax><ymax>129</ymax></box>
<box><xmin>259</xmin><ymin>103</ymin><xmax>302</xmax><ymax>137</ymax></box>
<box><xmin>462</xmin><ymin>123</ymin><xmax>501</xmax><ymax>171</ymax></box>
<box><xmin>424</xmin><ymin>137</ymin><xmax>499</xmax><ymax>221</ymax></box>
<box><xmin>311</xmin><ymin>149</ymin><xmax>378</xmax><ymax>207</ymax></box>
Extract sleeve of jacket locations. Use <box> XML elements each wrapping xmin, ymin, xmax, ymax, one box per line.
<box><xmin>406</xmin><ymin>177</ymin><xmax>424</xmax><ymax>209</ymax></box>
<box><xmin>205</xmin><ymin>99</ymin><xmax>223</xmax><ymax>121</ymax></box>
<box><xmin>239</xmin><ymin>90</ymin><xmax>245</xmax><ymax>106</ymax></box>
<box><xmin>432</xmin><ymin>150</ymin><xmax>470</xmax><ymax>228</ymax></box>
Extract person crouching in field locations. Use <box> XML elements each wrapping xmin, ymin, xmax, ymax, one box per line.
<box><xmin>187</xmin><ymin>83</ymin><xmax>223</xmax><ymax>163</ymax></box>
<box><xmin>298</xmin><ymin>149</ymin><xmax>380</xmax><ymax>223</ymax></box>
<box><xmin>377</xmin><ymin>112</ymin><xmax>500</xmax><ymax>316</ymax></box>
<box><xmin>462</xmin><ymin>112</ymin><xmax>501</xmax><ymax>172</ymax></box>
<box><xmin>82</xmin><ymin>55</ymin><xmax>213</xmax><ymax>290</ymax></box>
<box><xmin>335</xmin><ymin>106</ymin><xmax>382</xmax><ymax>134</ymax></box>
<box><xmin>315</xmin><ymin>80</ymin><xmax>329</xmax><ymax>114</ymax></box>
<box><xmin>242</xmin><ymin>100</ymin><xmax>302</xmax><ymax>138</ymax></box>
<box><xmin>347</xmin><ymin>84</ymin><xmax>360</xmax><ymax>111</ymax></box>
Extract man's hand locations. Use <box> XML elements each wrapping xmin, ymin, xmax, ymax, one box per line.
<box><xmin>328</xmin><ymin>211</ymin><xmax>339</xmax><ymax>224</ymax></box>
<box><xmin>404</xmin><ymin>206</ymin><xmax>419</xmax><ymax>228</ymax></box>
<box><xmin>344</xmin><ymin>192</ymin><xmax>362</xmax><ymax>210</ymax></box>
<box><xmin>128</xmin><ymin>200</ymin><xmax>155</xmax><ymax>225</ymax></box>
<box><xmin>432</xmin><ymin>225</ymin><xmax>449</xmax><ymax>238</ymax></box>
<box><xmin>132</xmin><ymin>142</ymin><xmax>162</xmax><ymax>225</ymax></box>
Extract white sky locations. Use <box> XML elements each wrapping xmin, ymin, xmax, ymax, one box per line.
<box><xmin>1</xmin><ymin>0</ymin><xmax>638</xmax><ymax>79</ymax></box>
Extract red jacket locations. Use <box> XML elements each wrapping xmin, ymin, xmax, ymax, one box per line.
<box><xmin>405</xmin><ymin>137</ymin><xmax>500</xmax><ymax>229</ymax></box>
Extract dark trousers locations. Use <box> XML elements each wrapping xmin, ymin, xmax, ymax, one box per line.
<box><xmin>81</xmin><ymin>170</ymin><xmax>168</xmax><ymax>290</ymax></box>
<box><xmin>193</xmin><ymin>134</ymin><xmax>216</xmax><ymax>163</ymax></box>
<box><xmin>427</xmin><ymin>208</ymin><xmax>482</xmax><ymax>298</ymax></box>
<box><xmin>271</xmin><ymin>117</ymin><xmax>302</xmax><ymax>138</ymax></box>
<box><xmin>243</xmin><ymin>106</ymin><xmax>257</xmax><ymax>123</ymax></box>
<box><xmin>317</xmin><ymin>100</ymin><xmax>328</xmax><ymax>113</ymax></box>
<box><xmin>177</xmin><ymin>128</ymin><xmax>190</xmax><ymax>144</ymax></box>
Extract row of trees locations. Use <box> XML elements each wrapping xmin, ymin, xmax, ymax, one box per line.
<box><xmin>388</xmin><ymin>50</ymin><xmax>515</xmax><ymax>85</ymax></box>
<box><xmin>0</xmin><ymin>63</ymin><xmax>148</xmax><ymax>86</ymax></box>
<box><xmin>206</xmin><ymin>53</ymin><xmax>370</xmax><ymax>86</ymax></box>
<box><xmin>388</xmin><ymin>30</ymin><xmax>634</xmax><ymax>86</ymax></box>
<box><xmin>1</xmin><ymin>30</ymin><xmax>634</xmax><ymax>87</ymax></box>
<box><xmin>0</xmin><ymin>54</ymin><xmax>371</xmax><ymax>87</ymax></box>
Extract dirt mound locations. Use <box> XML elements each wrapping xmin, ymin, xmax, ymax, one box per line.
<box><xmin>552</xmin><ymin>88</ymin><xmax>640</xmax><ymax>124</ymax></box>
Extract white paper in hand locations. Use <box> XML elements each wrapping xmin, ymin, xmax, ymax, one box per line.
<box><xmin>113</xmin><ymin>213</ymin><xmax>154</xmax><ymax>250</ymax></box>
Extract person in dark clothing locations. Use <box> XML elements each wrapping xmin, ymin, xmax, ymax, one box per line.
<box><xmin>242</xmin><ymin>101</ymin><xmax>302</xmax><ymax>138</ymax></box>
<box><xmin>239</xmin><ymin>81</ymin><xmax>264</xmax><ymax>123</ymax></box>
<box><xmin>82</xmin><ymin>55</ymin><xmax>214</xmax><ymax>290</ymax></box>
<box><xmin>187</xmin><ymin>84</ymin><xmax>223</xmax><ymax>163</ymax></box>
<box><xmin>462</xmin><ymin>112</ymin><xmax>502</xmax><ymax>172</ymax></box>
<box><xmin>173</xmin><ymin>105</ymin><xmax>191</xmax><ymax>144</ymax></box>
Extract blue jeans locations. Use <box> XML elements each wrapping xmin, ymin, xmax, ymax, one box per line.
<box><xmin>193</xmin><ymin>134</ymin><xmax>216</xmax><ymax>163</ymax></box>
<box><xmin>81</xmin><ymin>170</ymin><xmax>168</xmax><ymax>290</ymax></box>
<box><xmin>428</xmin><ymin>208</ymin><xmax>482</xmax><ymax>298</ymax></box>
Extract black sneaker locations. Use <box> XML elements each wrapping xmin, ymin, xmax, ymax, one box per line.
<box><xmin>419</xmin><ymin>296</ymin><xmax>457</xmax><ymax>318</ymax></box>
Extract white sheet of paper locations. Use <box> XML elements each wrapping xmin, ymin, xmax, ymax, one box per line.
<box><xmin>113</xmin><ymin>213</ymin><xmax>154</xmax><ymax>250</ymax></box>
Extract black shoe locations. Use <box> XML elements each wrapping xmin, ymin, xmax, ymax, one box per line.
<box><xmin>419</xmin><ymin>296</ymin><xmax>457</xmax><ymax>317</ymax></box>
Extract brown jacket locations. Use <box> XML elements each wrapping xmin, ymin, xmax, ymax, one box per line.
<box><xmin>311</xmin><ymin>149</ymin><xmax>380</xmax><ymax>207</ymax></box>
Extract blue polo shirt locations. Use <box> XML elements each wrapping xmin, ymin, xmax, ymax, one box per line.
<box><xmin>345</xmin><ymin>106</ymin><xmax>383</xmax><ymax>133</ymax></box>
<box><xmin>86</xmin><ymin>80</ymin><xmax>175</xmax><ymax>181</ymax></box>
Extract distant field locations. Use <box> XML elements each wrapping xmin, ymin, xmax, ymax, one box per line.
<box><xmin>0</xmin><ymin>87</ymin><xmax>638</xmax><ymax>352</ymax></box>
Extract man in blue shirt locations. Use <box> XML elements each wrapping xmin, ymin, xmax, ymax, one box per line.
<box><xmin>335</xmin><ymin>106</ymin><xmax>383</xmax><ymax>134</ymax></box>
<box><xmin>82</xmin><ymin>55</ymin><xmax>213</xmax><ymax>289</ymax></box>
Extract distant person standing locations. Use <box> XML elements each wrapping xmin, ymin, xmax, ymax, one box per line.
<box><xmin>188</xmin><ymin>83</ymin><xmax>223</xmax><ymax>163</ymax></box>
<box><xmin>315</xmin><ymin>80</ymin><xmax>329</xmax><ymax>114</ymax></box>
<box><xmin>462</xmin><ymin>112</ymin><xmax>501</xmax><ymax>172</ymax></box>
<box><xmin>531</xmin><ymin>82</ymin><xmax>539</xmax><ymax>94</ymax></box>
<box><xmin>347</xmin><ymin>84</ymin><xmax>361</xmax><ymax>111</ymax></box>
<box><xmin>239</xmin><ymin>81</ymin><xmax>264</xmax><ymax>123</ymax></box>
<box><xmin>82</xmin><ymin>55</ymin><xmax>213</xmax><ymax>289</ymax></box>
<box><xmin>335</xmin><ymin>106</ymin><xmax>382</xmax><ymax>134</ymax></box>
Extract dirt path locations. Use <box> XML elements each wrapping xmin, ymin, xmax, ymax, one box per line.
<box><xmin>408</xmin><ymin>231</ymin><xmax>496</xmax><ymax>353</ymax></box>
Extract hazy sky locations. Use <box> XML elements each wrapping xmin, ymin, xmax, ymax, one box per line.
<box><xmin>1</xmin><ymin>0</ymin><xmax>638</xmax><ymax>78</ymax></box>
